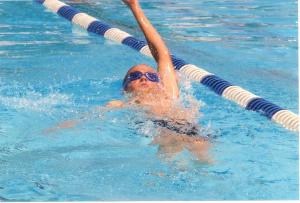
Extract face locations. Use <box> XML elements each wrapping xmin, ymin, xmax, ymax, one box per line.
<box><xmin>123</xmin><ymin>64</ymin><xmax>161</xmax><ymax>94</ymax></box>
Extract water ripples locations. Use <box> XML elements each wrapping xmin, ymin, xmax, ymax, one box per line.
<box><xmin>0</xmin><ymin>92</ymin><xmax>71</xmax><ymax>112</ymax></box>
<box><xmin>143</xmin><ymin>0</ymin><xmax>297</xmax><ymax>49</ymax></box>
<box><xmin>0</xmin><ymin>0</ymin><xmax>297</xmax><ymax>200</ymax></box>
<box><xmin>0</xmin><ymin>40</ymin><xmax>61</xmax><ymax>46</ymax></box>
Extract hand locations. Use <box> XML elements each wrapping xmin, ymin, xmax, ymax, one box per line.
<box><xmin>106</xmin><ymin>100</ymin><xmax>124</xmax><ymax>108</ymax></box>
<box><xmin>122</xmin><ymin>0</ymin><xmax>139</xmax><ymax>7</ymax></box>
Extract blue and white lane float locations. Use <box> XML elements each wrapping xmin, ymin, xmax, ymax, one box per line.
<box><xmin>35</xmin><ymin>0</ymin><xmax>299</xmax><ymax>132</ymax></box>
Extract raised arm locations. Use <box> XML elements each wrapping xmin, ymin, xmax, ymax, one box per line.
<box><xmin>123</xmin><ymin>0</ymin><xmax>179</xmax><ymax>99</ymax></box>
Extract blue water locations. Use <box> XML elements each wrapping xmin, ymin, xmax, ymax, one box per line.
<box><xmin>0</xmin><ymin>0</ymin><xmax>298</xmax><ymax>200</ymax></box>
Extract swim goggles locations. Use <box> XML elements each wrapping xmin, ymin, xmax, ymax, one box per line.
<box><xmin>123</xmin><ymin>71</ymin><xmax>160</xmax><ymax>89</ymax></box>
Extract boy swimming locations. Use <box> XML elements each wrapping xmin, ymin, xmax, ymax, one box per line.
<box><xmin>108</xmin><ymin>0</ymin><xmax>201</xmax><ymax>127</ymax></box>
<box><xmin>47</xmin><ymin>0</ymin><xmax>211</xmax><ymax>163</ymax></box>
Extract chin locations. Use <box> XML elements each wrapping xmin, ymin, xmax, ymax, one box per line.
<box><xmin>128</xmin><ymin>84</ymin><xmax>157</xmax><ymax>94</ymax></box>
<box><xmin>133</xmin><ymin>87</ymin><xmax>151</xmax><ymax>94</ymax></box>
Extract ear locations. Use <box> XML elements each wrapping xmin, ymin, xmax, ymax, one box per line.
<box><xmin>158</xmin><ymin>73</ymin><xmax>164</xmax><ymax>87</ymax></box>
<box><xmin>157</xmin><ymin>73</ymin><xmax>162</xmax><ymax>82</ymax></box>
<box><xmin>125</xmin><ymin>83</ymin><xmax>133</xmax><ymax>92</ymax></box>
<box><xmin>157</xmin><ymin>72</ymin><xmax>162</xmax><ymax>79</ymax></box>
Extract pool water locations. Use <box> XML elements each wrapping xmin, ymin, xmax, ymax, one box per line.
<box><xmin>0</xmin><ymin>0</ymin><xmax>298</xmax><ymax>200</ymax></box>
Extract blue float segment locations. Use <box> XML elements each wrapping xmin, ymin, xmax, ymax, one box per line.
<box><xmin>122</xmin><ymin>36</ymin><xmax>147</xmax><ymax>51</ymax></box>
<box><xmin>171</xmin><ymin>55</ymin><xmax>188</xmax><ymax>70</ymax></box>
<box><xmin>201</xmin><ymin>75</ymin><xmax>233</xmax><ymax>95</ymax></box>
<box><xmin>57</xmin><ymin>6</ymin><xmax>79</xmax><ymax>21</ymax></box>
<box><xmin>87</xmin><ymin>21</ymin><xmax>111</xmax><ymax>36</ymax></box>
<box><xmin>246</xmin><ymin>98</ymin><xmax>284</xmax><ymax>119</ymax></box>
<box><xmin>35</xmin><ymin>0</ymin><xmax>45</xmax><ymax>3</ymax></box>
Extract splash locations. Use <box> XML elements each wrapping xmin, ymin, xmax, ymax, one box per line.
<box><xmin>0</xmin><ymin>91</ymin><xmax>72</xmax><ymax>113</ymax></box>
<box><xmin>177</xmin><ymin>71</ymin><xmax>205</xmax><ymax>118</ymax></box>
<box><xmin>119</xmin><ymin>72</ymin><xmax>210</xmax><ymax>139</ymax></box>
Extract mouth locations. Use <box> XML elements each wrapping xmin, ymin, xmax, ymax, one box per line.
<box><xmin>139</xmin><ymin>82</ymin><xmax>148</xmax><ymax>87</ymax></box>
<box><xmin>138</xmin><ymin>83</ymin><xmax>150</xmax><ymax>90</ymax></box>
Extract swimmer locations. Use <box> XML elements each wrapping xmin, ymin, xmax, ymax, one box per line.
<box><xmin>46</xmin><ymin>0</ymin><xmax>212</xmax><ymax>163</ymax></box>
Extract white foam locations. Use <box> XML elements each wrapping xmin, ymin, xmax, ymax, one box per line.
<box><xmin>0</xmin><ymin>24</ymin><xmax>11</xmax><ymax>28</ymax></box>
<box><xmin>166</xmin><ymin>22</ymin><xmax>221</xmax><ymax>29</ymax></box>
<box><xmin>0</xmin><ymin>41</ymin><xmax>60</xmax><ymax>46</ymax></box>
<box><xmin>0</xmin><ymin>92</ymin><xmax>71</xmax><ymax>112</ymax></box>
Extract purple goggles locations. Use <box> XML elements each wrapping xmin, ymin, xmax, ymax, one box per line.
<box><xmin>123</xmin><ymin>71</ymin><xmax>160</xmax><ymax>89</ymax></box>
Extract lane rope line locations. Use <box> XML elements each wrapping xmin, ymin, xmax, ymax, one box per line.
<box><xmin>35</xmin><ymin>0</ymin><xmax>299</xmax><ymax>132</ymax></box>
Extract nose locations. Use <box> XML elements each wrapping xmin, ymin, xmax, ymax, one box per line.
<box><xmin>139</xmin><ymin>75</ymin><xmax>147</xmax><ymax>82</ymax></box>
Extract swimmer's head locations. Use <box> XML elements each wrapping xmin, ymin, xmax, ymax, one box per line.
<box><xmin>123</xmin><ymin>64</ymin><xmax>162</xmax><ymax>93</ymax></box>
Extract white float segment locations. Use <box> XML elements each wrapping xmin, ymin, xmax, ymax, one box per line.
<box><xmin>180</xmin><ymin>64</ymin><xmax>213</xmax><ymax>82</ymax></box>
<box><xmin>272</xmin><ymin>110</ymin><xmax>299</xmax><ymax>132</ymax></box>
<box><xmin>289</xmin><ymin>119</ymin><xmax>299</xmax><ymax>131</ymax></box>
<box><xmin>284</xmin><ymin>121</ymin><xmax>298</xmax><ymax>132</ymax></box>
<box><xmin>283</xmin><ymin>117</ymin><xmax>296</xmax><ymax>129</ymax></box>
<box><xmin>139</xmin><ymin>45</ymin><xmax>153</xmax><ymax>58</ymax></box>
<box><xmin>72</xmin><ymin>13</ymin><xmax>97</xmax><ymax>30</ymax></box>
<box><xmin>290</xmin><ymin>119</ymin><xmax>299</xmax><ymax>131</ymax></box>
<box><xmin>104</xmin><ymin>28</ymin><xmax>132</xmax><ymax>43</ymax></box>
<box><xmin>222</xmin><ymin>86</ymin><xmax>259</xmax><ymax>108</ymax></box>
<box><xmin>43</xmin><ymin>0</ymin><xmax>66</xmax><ymax>13</ymax></box>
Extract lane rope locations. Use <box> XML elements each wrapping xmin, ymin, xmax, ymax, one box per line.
<box><xmin>35</xmin><ymin>0</ymin><xmax>299</xmax><ymax>132</ymax></box>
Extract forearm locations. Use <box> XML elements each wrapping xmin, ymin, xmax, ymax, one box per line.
<box><xmin>43</xmin><ymin>119</ymin><xmax>79</xmax><ymax>134</ymax></box>
<box><xmin>129</xmin><ymin>4</ymin><xmax>170</xmax><ymax>62</ymax></box>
